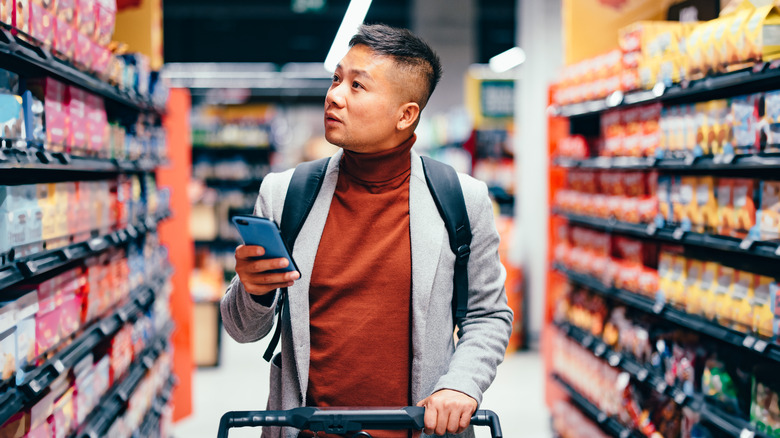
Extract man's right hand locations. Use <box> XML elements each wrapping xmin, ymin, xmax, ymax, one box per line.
<box><xmin>235</xmin><ymin>245</ymin><xmax>300</xmax><ymax>296</ymax></box>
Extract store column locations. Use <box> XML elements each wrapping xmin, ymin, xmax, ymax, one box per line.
<box><xmin>514</xmin><ymin>0</ymin><xmax>562</xmax><ymax>346</ymax></box>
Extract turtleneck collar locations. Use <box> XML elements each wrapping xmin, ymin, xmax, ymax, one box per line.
<box><xmin>340</xmin><ymin>135</ymin><xmax>416</xmax><ymax>183</ymax></box>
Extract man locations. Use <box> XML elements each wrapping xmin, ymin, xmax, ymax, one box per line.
<box><xmin>220</xmin><ymin>24</ymin><xmax>513</xmax><ymax>438</ymax></box>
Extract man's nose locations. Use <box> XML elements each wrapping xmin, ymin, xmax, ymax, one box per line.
<box><xmin>326</xmin><ymin>83</ymin><xmax>346</xmax><ymax>108</ymax></box>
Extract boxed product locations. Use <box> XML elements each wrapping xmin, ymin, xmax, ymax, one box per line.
<box><xmin>14</xmin><ymin>0</ymin><xmax>29</xmax><ymax>34</ymax></box>
<box><xmin>731</xmin><ymin>94</ymin><xmax>761</xmax><ymax>155</ymax></box>
<box><xmin>35</xmin><ymin>304</ymin><xmax>61</xmax><ymax>357</ymax></box>
<box><xmin>758</xmin><ymin>180</ymin><xmax>780</xmax><ymax>241</ymax></box>
<box><xmin>622</xmin><ymin>107</ymin><xmax>642</xmax><ymax>157</ymax></box>
<box><xmin>84</xmin><ymin>93</ymin><xmax>107</xmax><ymax>156</ymax></box>
<box><xmin>679</xmin><ymin>176</ymin><xmax>697</xmax><ymax>231</ymax></box>
<box><xmin>0</xmin><ymin>92</ymin><xmax>27</xmax><ymax>147</ymax></box>
<box><xmin>752</xmin><ymin>275</ymin><xmax>776</xmax><ymax>339</ymax></box>
<box><xmin>728</xmin><ymin>270</ymin><xmax>757</xmax><ymax>332</ymax></box>
<box><xmin>765</xmin><ymin>90</ymin><xmax>780</xmax><ymax>152</ymax></box>
<box><xmin>0</xmin><ymin>186</ymin><xmax>14</xmax><ymax>256</ymax></box>
<box><xmin>26</xmin><ymin>77</ymin><xmax>68</xmax><ymax>150</ymax></box>
<box><xmin>23</xmin><ymin>184</ymin><xmax>42</xmax><ymax>252</ymax></box>
<box><xmin>684</xmin><ymin>259</ymin><xmax>705</xmax><ymax>315</ymax></box>
<box><xmin>694</xmin><ymin>176</ymin><xmax>718</xmax><ymax>233</ymax></box>
<box><xmin>66</xmin><ymin>85</ymin><xmax>87</xmax><ymax>153</ymax></box>
<box><xmin>0</xmin><ymin>303</ymin><xmax>16</xmax><ymax>384</ymax></box>
<box><xmin>28</xmin><ymin>0</ymin><xmax>54</xmax><ymax>47</ymax></box>
<box><xmin>722</xmin><ymin>7</ymin><xmax>753</xmax><ymax>69</ymax></box>
<box><xmin>601</xmin><ymin>109</ymin><xmax>623</xmax><ymax>157</ymax></box>
<box><xmin>639</xmin><ymin>103</ymin><xmax>662</xmax><ymax>158</ymax></box>
<box><xmin>708</xmin><ymin>100</ymin><xmax>731</xmax><ymax>156</ymax></box>
<box><xmin>657</xmin><ymin>175</ymin><xmax>672</xmax><ymax>225</ymax></box>
<box><xmin>3</xmin><ymin>185</ymin><xmax>30</xmax><ymax>253</ymax></box>
<box><xmin>751</xmin><ymin>365</ymin><xmax>780</xmax><ymax>436</ymax></box>
<box><xmin>36</xmin><ymin>184</ymin><xmax>55</xmax><ymax>242</ymax></box>
<box><xmin>694</xmin><ymin>261</ymin><xmax>719</xmax><ymax>319</ymax></box>
<box><xmin>732</xmin><ymin>178</ymin><xmax>758</xmax><ymax>238</ymax></box>
<box><xmin>0</xmin><ymin>0</ymin><xmax>12</xmax><ymax>26</ymax></box>
<box><xmin>95</xmin><ymin>0</ymin><xmax>115</xmax><ymax>46</ymax></box>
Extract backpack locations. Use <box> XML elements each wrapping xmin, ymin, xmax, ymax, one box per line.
<box><xmin>263</xmin><ymin>155</ymin><xmax>472</xmax><ymax>362</ymax></box>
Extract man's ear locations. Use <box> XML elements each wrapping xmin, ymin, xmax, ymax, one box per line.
<box><xmin>397</xmin><ymin>102</ymin><xmax>420</xmax><ymax>131</ymax></box>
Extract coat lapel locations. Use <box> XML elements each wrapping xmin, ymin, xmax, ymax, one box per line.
<box><xmin>287</xmin><ymin>150</ymin><xmax>342</xmax><ymax>403</ymax></box>
<box><xmin>408</xmin><ymin>151</ymin><xmax>445</xmax><ymax>402</ymax></box>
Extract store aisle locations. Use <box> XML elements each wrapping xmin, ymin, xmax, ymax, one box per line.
<box><xmin>173</xmin><ymin>330</ymin><xmax>551</xmax><ymax>437</ymax></box>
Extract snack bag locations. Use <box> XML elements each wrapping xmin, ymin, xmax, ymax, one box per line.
<box><xmin>713</xmin><ymin>265</ymin><xmax>736</xmax><ymax>325</ymax></box>
<box><xmin>764</xmin><ymin>90</ymin><xmax>780</xmax><ymax>153</ymax></box>
<box><xmin>671</xmin><ymin>175</ymin><xmax>685</xmax><ymax>227</ymax></box>
<box><xmin>729</xmin><ymin>270</ymin><xmax>756</xmax><ymax>332</ymax></box>
<box><xmin>732</xmin><ymin>178</ymin><xmax>758</xmax><ymax>238</ymax></box>
<box><xmin>695</xmin><ymin>176</ymin><xmax>718</xmax><ymax>233</ymax></box>
<box><xmin>709</xmin><ymin>99</ymin><xmax>731</xmax><ymax>156</ymax></box>
<box><xmin>730</xmin><ymin>94</ymin><xmax>761</xmax><ymax>155</ymax></box>
<box><xmin>680</xmin><ymin>176</ymin><xmax>697</xmax><ymax>232</ymax></box>
<box><xmin>743</xmin><ymin>4</ymin><xmax>780</xmax><ymax>64</ymax></box>
<box><xmin>716</xmin><ymin>178</ymin><xmax>735</xmax><ymax>235</ymax></box>
<box><xmin>669</xmin><ymin>254</ymin><xmax>688</xmax><ymax>309</ymax></box>
<box><xmin>694</xmin><ymin>101</ymin><xmax>711</xmax><ymax>156</ymax></box>
<box><xmin>684</xmin><ymin>259</ymin><xmax>705</xmax><ymax>315</ymax></box>
<box><xmin>699</xmin><ymin>261</ymin><xmax>720</xmax><ymax>320</ymax></box>
<box><xmin>657</xmin><ymin>250</ymin><xmax>675</xmax><ymax>304</ymax></box>
<box><xmin>757</xmin><ymin>180</ymin><xmax>780</xmax><ymax>241</ymax></box>
<box><xmin>723</xmin><ymin>7</ymin><xmax>753</xmax><ymax>68</ymax></box>
<box><xmin>752</xmin><ymin>275</ymin><xmax>776</xmax><ymax>339</ymax></box>
<box><xmin>657</xmin><ymin>175</ymin><xmax>672</xmax><ymax>226</ymax></box>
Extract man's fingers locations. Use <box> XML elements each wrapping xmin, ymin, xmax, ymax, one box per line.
<box><xmin>235</xmin><ymin>244</ymin><xmax>265</xmax><ymax>259</ymax></box>
<box><xmin>422</xmin><ymin>403</ymin><xmax>437</xmax><ymax>436</ymax></box>
<box><xmin>458</xmin><ymin>409</ymin><xmax>472</xmax><ymax>434</ymax></box>
<box><xmin>445</xmin><ymin>410</ymin><xmax>461</xmax><ymax>436</ymax></box>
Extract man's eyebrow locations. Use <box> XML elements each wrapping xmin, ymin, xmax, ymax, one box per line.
<box><xmin>343</xmin><ymin>67</ymin><xmax>374</xmax><ymax>81</ymax></box>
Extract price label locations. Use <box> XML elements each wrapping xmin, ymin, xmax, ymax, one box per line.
<box><xmin>684</xmin><ymin>154</ymin><xmax>696</xmax><ymax>166</ymax></box>
<box><xmin>582</xmin><ymin>335</ymin><xmax>595</xmax><ymax>348</ymax></box>
<box><xmin>775</xmin><ymin>245</ymin><xmax>780</xmax><ymax>257</ymax></box>
<box><xmin>597</xmin><ymin>412</ymin><xmax>608</xmax><ymax>424</ymax></box>
<box><xmin>53</xmin><ymin>359</ymin><xmax>65</xmax><ymax>374</ymax></box>
<box><xmin>656</xmin><ymin>381</ymin><xmax>668</xmax><ymax>393</ymax></box>
<box><xmin>673</xmin><ymin>228</ymin><xmax>685</xmax><ymax>240</ymax></box>
<box><xmin>653</xmin><ymin>301</ymin><xmax>665</xmax><ymax>315</ymax></box>
<box><xmin>636</xmin><ymin>369</ymin><xmax>649</xmax><ymax>382</ymax></box>
<box><xmin>594</xmin><ymin>343</ymin><xmax>607</xmax><ymax>357</ymax></box>
<box><xmin>674</xmin><ymin>391</ymin><xmax>687</xmax><ymax>404</ymax></box>
<box><xmin>609</xmin><ymin>354</ymin><xmax>622</xmax><ymax>367</ymax></box>
<box><xmin>739</xmin><ymin>238</ymin><xmax>754</xmax><ymax>251</ymax></box>
<box><xmin>713</xmin><ymin>154</ymin><xmax>723</xmax><ymax>164</ymax></box>
<box><xmin>646</xmin><ymin>223</ymin><xmax>658</xmax><ymax>236</ymax></box>
<box><xmin>743</xmin><ymin>336</ymin><xmax>757</xmax><ymax>349</ymax></box>
<box><xmin>740</xmin><ymin>429</ymin><xmax>755</xmax><ymax>438</ymax></box>
<box><xmin>754</xmin><ymin>339</ymin><xmax>768</xmax><ymax>353</ymax></box>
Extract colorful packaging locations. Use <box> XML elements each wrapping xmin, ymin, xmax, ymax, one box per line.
<box><xmin>716</xmin><ymin>178</ymin><xmax>735</xmax><ymax>236</ymax></box>
<box><xmin>602</xmin><ymin>109</ymin><xmax>623</xmax><ymax>157</ymax></box>
<box><xmin>66</xmin><ymin>85</ymin><xmax>86</xmax><ymax>152</ymax></box>
<box><xmin>52</xmin><ymin>16</ymin><xmax>75</xmax><ymax>60</ymax></box>
<box><xmin>723</xmin><ymin>8</ymin><xmax>753</xmax><ymax>68</ymax></box>
<box><xmin>695</xmin><ymin>176</ymin><xmax>719</xmax><ymax>233</ymax></box>
<box><xmin>753</xmin><ymin>276</ymin><xmax>776</xmax><ymax>339</ymax></box>
<box><xmin>758</xmin><ymin>180</ymin><xmax>780</xmax><ymax>241</ymax></box>
<box><xmin>0</xmin><ymin>0</ymin><xmax>12</xmax><ymax>26</ymax></box>
<box><xmin>709</xmin><ymin>99</ymin><xmax>731</xmax><ymax>156</ymax></box>
<box><xmin>765</xmin><ymin>90</ymin><xmax>780</xmax><ymax>152</ymax></box>
<box><xmin>679</xmin><ymin>176</ymin><xmax>697</xmax><ymax>231</ymax></box>
<box><xmin>751</xmin><ymin>365</ymin><xmax>780</xmax><ymax>435</ymax></box>
<box><xmin>730</xmin><ymin>94</ymin><xmax>761</xmax><ymax>155</ymax></box>
<box><xmin>729</xmin><ymin>270</ymin><xmax>756</xmax><ymax>332</ymax></box>
<box><xmin>696</xmin><ymin>261</ymin><xmax>720</xmax><ymax>320</ymax></box>
<box><xmin>713</xmin><ymin>265</ymin><xmax>736</xmax><ymax>325</ymax></box>
<box><xmin>640</xmin><ymin>103</ymin><xmax>662</xmax><ymax>157</ymax></box>
<box><xmin>26</xmin><ymin>77</ymin><xmax>68</xmax><ymax>150</ymax></box>
<box><xmin>668</xmin><ymin>254</ymin><xmax>688</xmax><ymax>309</ymax></box>
<box><xmin>684</xmin><ymin>259</ymin><xmax>705</xmax><ymax>315</ymax></box>
<box><xmin>13</xmin><ymin>290</ymin><xmax>37</xmax><ymax>385</ymax></box>
<box><xmin>657</xmin><ymin>175</ymin><xmax>672</xmax><ymax>226</ymax></box>
<box><xmin>14</xmin><ymin>0</ymin><xmax>30</xmax><ymax>34</ymax></box>
<box><xmin>732</xmin><ymin>178</ymin><xmax>758</xmax><ymax>238</ymax></box>
<box><xmin>0</xmin><ymin>304</ymin><xmax>16</xmax><ymax>384</ymax></box>
<box><xmin>743</xmin><ymin>5</ymin><xmax>780</xmax><ymax>64</ymax></box>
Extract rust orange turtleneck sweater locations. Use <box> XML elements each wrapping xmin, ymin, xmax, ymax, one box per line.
<box><xmin>304</xmin><ymin>136</ymin><xmax>415</xmax><ymax>438</ymax></box>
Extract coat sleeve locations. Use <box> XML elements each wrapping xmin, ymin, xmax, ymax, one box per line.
<box><xmin>219</xmin><ymin>171</ymin><xmax>286</xmax><ymax>344</ymax></box>
<box><xmin>431</xmin><ymin>177</ymin><xmax>514</xmax><ymax>405</ymax></box>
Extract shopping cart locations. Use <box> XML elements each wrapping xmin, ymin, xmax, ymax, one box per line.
<box><xmin>217</xmin><ymin>407</ymin><xmax>503</xmax><ymax>438</ymax></box>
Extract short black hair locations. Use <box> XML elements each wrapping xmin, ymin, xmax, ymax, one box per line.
<box><xmin>349</xmin><ymin>23</ymin><xmax>442</xmax><ymax>108</ymax></box>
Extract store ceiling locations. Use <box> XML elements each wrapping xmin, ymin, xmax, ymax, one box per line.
<box><xmin>163</xmin><ymin>0</ymin><xmax>515</xmax><ymax>65</ymax></box>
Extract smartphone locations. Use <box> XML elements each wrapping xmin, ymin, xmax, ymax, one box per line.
<box><xmin>231</xmin><ymin>214</ymin><xmax>299</xmax><ymax>274</ymax></box>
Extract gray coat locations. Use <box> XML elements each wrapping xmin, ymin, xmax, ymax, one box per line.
<box><xmin>220</xmin><ymin>149</ymin><xmax>513</xmax><ymax>438</ymax></box>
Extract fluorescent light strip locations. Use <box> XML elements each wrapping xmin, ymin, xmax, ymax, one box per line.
<box><xmin>324</xmin><ymin>0</ymin><xmax>373</xmax><ymax>72</ymax></box>
<box><xmin>489</xmin><ymin>47</ymin><xmax>526</xmax><ymax>73</ymax></box>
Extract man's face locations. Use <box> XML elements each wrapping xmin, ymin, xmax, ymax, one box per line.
<box><xmin>324</xmin><ymin>44</ymin><xmax>410</xmax><ymax>153</ymax></box>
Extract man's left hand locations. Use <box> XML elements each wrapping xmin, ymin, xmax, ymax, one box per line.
<box><xmin>416</xmin><ymin>389</ymin><xmax>478</xmax><ymax>436</ymax></box>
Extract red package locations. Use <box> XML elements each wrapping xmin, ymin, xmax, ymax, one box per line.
<box><xmin>29</xmin><ymin>1</ymin><xmax>54</xmax><ymax>47</ymax></box>
<box><xmin>66</xmin><ymin>86</ymin><xmax>87</xmax><ymax>152</ymax></box>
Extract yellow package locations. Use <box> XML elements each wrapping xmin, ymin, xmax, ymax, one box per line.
<box><xmin>684</xmin><ymin>259</ymin><xmax>705</xmax><ymax>315</ymax></box>
<box><xmin>680</xmin><ymin>176</ymin><xmax>698</xmax><ymax>231</ymax></box>
<box><xmin>694</xmin><ymin>176</ymin><xmax>719</xmax><ymax>233</ymax></box>
<box><xmin>716</xmin><ymin>178</ymin><xmax>735</xmax><ymax>235</ymax></box>
<box><xmin>681</xmin><ymin>104</ymin><xmax>698</xmax><ymax>155</ymax></box>
<box><xmin>638</xmin><ymin>56</ymin><xmax>660</xmax><ymax>90</ymax></box>
<box><xmin>713</xmin><ymin>265</ymin><xmax>736</xmax><ymax>325</ymax></box>
<box><xmin>724</xmin><ymin>8</ymin><xmax>754</xmax><ymax>68</ymax></box>
<box><xmin>53</xmin><ymin>182</ymin><xmax>70</xmax><ymax>241</ymax></box>
<box><xmin>657</xmin><ymin>251</ymin><xmax>675</xmax><ymax>303</ymax></box>
<box><xmin>752</xmin><ymin>275</ymin><xmax>776</xmax><ymax>338</ymax></box>
<box><xmin>710</xmin><ymin>17</ymin><xmax>733</xmax><ymax>72</ymax></box>
<box><xmin>698</xmin><ymin>261</ymin><xmax>721</xmax><ymax>320</ymax></box>
<box><xmin>743</xmin><ymin>4</ymin><xmax>780</xmax><ymax>63</ymax></box>
<box><xmin>697</xmin><ymin>21</ymin><xmax>717</xmax><ymax>77</ymax></box>
<box><xmin>729</xmin><ymin>270</ymin><xmax>756</xmax><ymax>332</ymax></box>
<box><xmin>695</xmin><ymin>101</ymin><xmax>712</xmax><ymax>155</ymax></box>
<box><xmin>709</xmin><ymin>100</ymin><xmax>731</xmax><ymax>156</ymax></box>
<box><xmin>685</xmin><ymin>23</ymin><xmax>705</xmax><ymax>79</ymax></box>
<box><xmin>669</xmin><ymin>254</ymin><xmax>688</xmax><ymax>309</ymax></box>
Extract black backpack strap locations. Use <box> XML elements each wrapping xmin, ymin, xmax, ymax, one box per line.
<box><xmin>263</xmin><ymin>157</ymin><xmax>330</xmax><ymax>362</ymax></box>
<box><xmin>420</xmin><ymin>156</ymin><xmax>472</xmax><ymax>324</ymax></box>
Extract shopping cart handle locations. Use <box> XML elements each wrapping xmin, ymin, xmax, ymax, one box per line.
<box><xmin>217</xmin><ymin>407</ymin><xmax>502</xmax><ymax>438</ymax></box>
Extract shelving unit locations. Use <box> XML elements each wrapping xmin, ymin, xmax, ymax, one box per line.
<box><xmin>554</xmin><ymin>321</ymin><xmax>772</xmax><ymax>438</ymax></box>
<box><xmin>553</xmin><ymin>375</ymin><xmax>641</xmax><ymax>438</ymax></box>
<box><xmin>0</xmin><ymin>23</ymin><xmax>174</xmax><ymax>436</ymax></box>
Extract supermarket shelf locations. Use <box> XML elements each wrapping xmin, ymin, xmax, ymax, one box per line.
<box><xmin>553</xmin><ymin>153</ymin><xmax>780</xmax><ymax>172</ymax></box>
<box><xmin>74</xmin><ymin>323</ymin><xmax>174</xmax><ymax>438</ymax></box>
<box><xmin>0</xmin><ymin>27</ymin><xmax>161</xmax><ymax>114</ymax></box>
<box><xmin>556</xmin><ymin>212</ymin><xmax>780</xmax><ymax>262</ymax></box>
<box><xmin>136</xmin><ymin>376</ymin><xmax>175</xmax><ymax>438</ymax></box>
<box><xmin>555</xmin><ymin>321</ymin><xmax>772</xmax><ymax>438</ymax></box>
<box><xmin>0</xmin><ymin>147</ymin><xmax>166</xmax><ymax>178</ymax></box>
<box><xmin>553</xmin><ymin>374</ymin><xmax>642</xmax><ymax>438</ymax></box>
<box><xmin>554</xmin><ymin>265</ymin><xmax>780</xmax><ymax>365</ymax></box>
<box><xmin>0</xmin><ymin>270</ymin><xmax>170</xmax><ymax>427</ymax></box>
<box><xmin>556</xmin><ymin>62</ymin><xmax>780</xmax><ymax>118</ymax></box>
<box><xmin>0</xmin><ymin>209</ymin><xmax>171</xmax><ymax>292</ymax></box>
<box><xmin>202</xmin><ymin>178</ymin><xmax>261</xmax><ymax>189</ymax></box>
<box><xmin>192</xmin><ymin>145</ymin><xmax>272</xmax><ymax>153</ymax></box>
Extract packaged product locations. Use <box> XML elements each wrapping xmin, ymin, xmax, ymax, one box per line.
<box><xmin>55</xmin><ymin>0</ymin><xmax>71</xmax><ymax>23</ymax></box>
<box><xmin>723</xmin><ymin>8</ymin><xmax>753</xmax><ymax>69</ymax></box>
<box><xmin>751</xmin><ymin>364</ymin><xmax>780</xmax><ymax>436</ymax></box>
<box><xmin>66</xmin><ymin>85</ymin><xmax>86</xmax><ymax>153</ymax></box>
<box><xmin>694</xmin><ymin>176</ymin><xmax>718</xmax><ymax>233</ymax></box>
<box><xmin>758</xmin><ymin>180</ymin><xmax>780</xmax><ymax>241</ymax></box>
<box><xmin>682</xmin><ymin>104</ymin><xmax>699</xmax><ymax>156</ymax></box>
<box><xmin>0</xmin><ymin>0</ymin><xmax>12</xmax><ymax>26</ymax></box>
<box><xmin>743</xmin><ymin>4</ymin><xmax>780</xmax><ymax>64</ymax></box>
<box><xmin>658</xmin><ymin>249</ymin><xmax>683</xmax><ymax>306</ymax></box>
<box><xmin>679</xmin><ymin>176</ymin><xmax>697</xmax><ymax>231</ymax></box>
<box><xmin>732</xmin><ymin>178</ymin><xmax>758</xmax><ymax>238</ymax></box>
<box><xmin>764</xmin><ymin>90</ymin><xmax>780</xmax><ymax>152</ymax></box>
<box><xmin>697</xmin><ymin>261</ymin><xmax>720</xmax><ymax>320</ymax></box>
<box><xmin>714</xmin><ymin>265</ymin><xmax>736</xmax><ymax>325</ymax></box>
<box><xmin>0</xmin><ymin>303</ymin><xmax>16</xmax><ymax>384</ymax></box>
<box><xmin>702</xmin><ymin>355</ymin><xmax>742</xmax><ymax>414</ymax></box>
<box><xmin>752</xmin><ymin>275</ymin><xmax>776</xmax><ymax>339</ymax></box>
<box><xmin>622</xmin><ymin>107</ymin><xmax>642</xmax><ymax>157</ymax></box>
<box><xmin>14</xmin><ymin>0</ymin><xmax>29</xmax><ymax>34</ymax></box>
<box><xmin>684</xmin><ymin>259</ymin><xmax>705</xmax><ymax>315</ymax></box>
<box><xmin>35</xmin><ymin>304</ymin><xmax>61</xmax><ymax>357</ymax></box>
<box><xmin>52</xmin><ymin>16</ymin><xmax>75</xmax><ymax>60</ymax></box>
<box><xmin>0</xmin><ymin>412</ymin><xmax>29</xmax><ymax>438</ymax></box>
<box><xmin>668</xmin><ymin>254</ymin><xmax>688</xmax><ymax>309</ymax></box>
<box><xmin>716</xmin><ymin>178</ymin><xmax>736</xmax><ymax>235</ymax></box>
<box><xmin>75</xmin><ymin>0</ymin><xmax>94</xmax><ymax>38</ymax></box>
<box><xmin>708</xmin><ymin>99</ymin><xmax>731</xmax><ymax>156</ymax></box>
<box><xmin>602</xmin><ymin>109</ymin><xmax>623</xmax><ymax>157</ymax></box>
<box><xmin>28</xmin><ymin>0</ymin><xmax>54</xmax><ymax>47</ymax></box>
<box><xmin>728</xmin><ymin>270</ymin><xmax>756</xmax><ymax>332</ymax></box>
<box><xmin>0</xmin><ymin>92</ymin><xmax>26</xmax><ymax>147</ymax></box>
<box><xmin>730</xmin><ymin>94</ymin><xmax>761</xmax><ymax>155</ymax></box>
<box><xmin>95</xmin><ymin>0</ymin><xmax>114</xmax><ymax>46</ymax></box>
<box><xmin>639</xmin><ymin>103</ymin><xmax>662</xmax><ymax>157</ymax></box>
<box><xmin>12</xmin><ymin>290</ymin><xmax>37</xmax><ymax>385</ymax></box>
<box><xmin>26</xmin><ymin>77</ymin><xmax>68</xmax><ymax>150</ymax></box>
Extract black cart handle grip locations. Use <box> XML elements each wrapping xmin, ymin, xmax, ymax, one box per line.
<box><xmin>217</xmin><ymin>407</ymin><xmax>502</xmax><ymax>438</ymax></box>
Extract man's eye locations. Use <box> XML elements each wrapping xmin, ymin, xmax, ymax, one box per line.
<box><xmin>352</xmin><ymin>81</ymin><xmax>363</xmax><ymax>89</ymax></box>
<box><xmin>332</xmin><ymin>75</ymin><xmax>340</xmax><ymax>82</ymax></box>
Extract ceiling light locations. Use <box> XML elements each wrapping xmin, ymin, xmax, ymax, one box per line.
<box><xmin>488</xmin><ymin>47</ymin><xmax>526</xmax><ymax>73</ymax></box>
<box><xmin>324</xmin><ymin>0</ymin><xmax>372</xmax><ymax>72</ymax></box>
